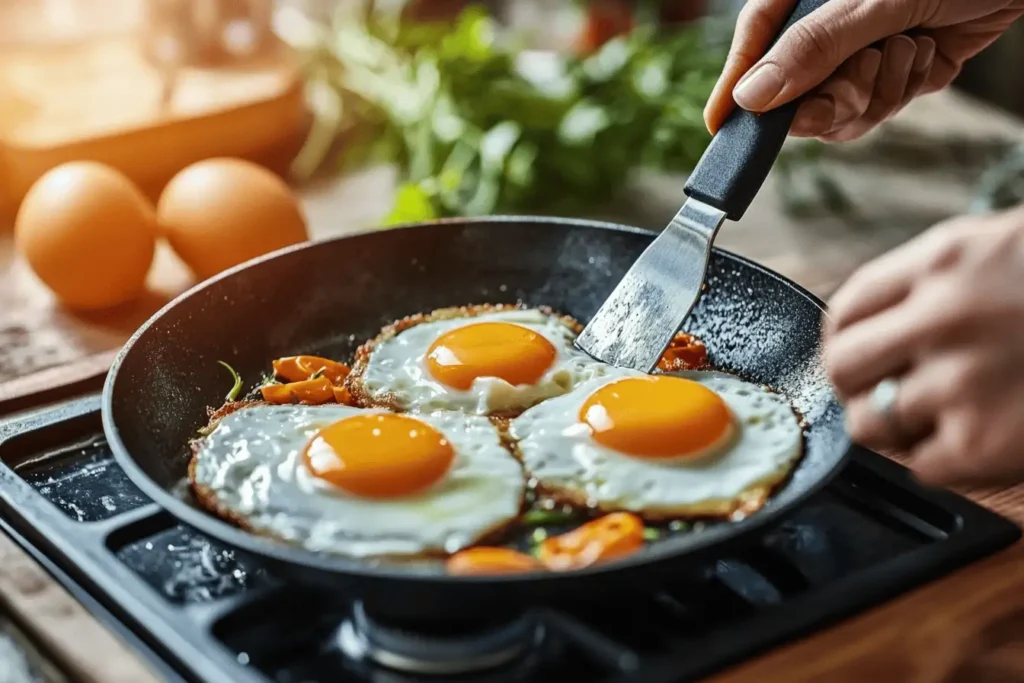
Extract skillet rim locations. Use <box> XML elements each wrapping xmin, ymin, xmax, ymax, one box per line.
<box><xmin>102</xmin><ymin>215</ymin><xmax>851</xmax><ymax>585</ymax></box>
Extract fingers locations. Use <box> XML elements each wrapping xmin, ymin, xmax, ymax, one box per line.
<box><xmin>827</xmin><ymin>223</ymin><xmax>965</xmax><ymax>335</ymax></box>
<box><xmin>791</xmin><ymin>95</ymin><xmax>835</xmax><ymax>137</ymax></box>
<box><xmin>825</xmin><ymin>301</ymin><xmax>921</xmax><ymax>401</ymax></box>
<box><xmin>828</xmin><ymin>281</ymin><xmax>986</xmax><ymax>401</ymax></box>
<box><xmin>704</xmin><ymin>0</ymin><xmax>798</xmax><ymax>133</ymax></box>
<box><xmin>838</xmin><ymin>338</ymin><xmax>1024</xmax><ymax>486</ymax></box>
<box><xmin>909</xmin><ymin>409</ymin><xmax>1024</xmax><ymax>488</ymax></box>
<box><xmin>920</xmin><ymin>49</ymin><xmax>961</xmax><ymax>95</ymax></box>
<box><xmin>902</xmin><ymin>427</ymin><xmax>974</xmax><ymax>487</ymax></box>
<box><xmin>842</xmin><ymin>352</ymin><xmax>963</xmax><ymax>452</ymax></box>
<box><xmin>827</xmin><ymin>272</ymin><xmax>978</xmax><ymax>401</ymax></box>
<box><xmin>791</xmin><ymin>47</ymin><xmax>882</xmax><ymax>138</ymax></box>
<box><xmin>793</xmin><ymin>34</ymin><xmax>938</xmax><ymax>141</ymax></box>
<box><xmin>824</xmin><ymin>35</ymin><xmax>918</xmax><ymax>142</ymax></box>
<box><xmin>841</xmin><ymin>347</ymin><xmax>1015</xmax><ymax>475</ymax></box>
<box><xmin>843</xmin><ymin>391</ymin><xmax>933</xmax><ymax>453</ymax></box>
<box><xmin>731</xmin><ymin>0</ymin><xmax>914</xmax><ymax>113</ymax></box>
<box><xmin>901</xmin><ymin>35</ymin><xmax>936</xmax><ymax>107</ymax></box>
<box><xmin>903</xmin><ymin>409</ymin><xmax>1000</xmax><ymax>488</ymax></box>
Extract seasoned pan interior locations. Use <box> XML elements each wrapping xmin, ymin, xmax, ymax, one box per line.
<box><xmin>104</xmin><ymin>217</ymin><xmax>847</xmax><ymax>580</ymax></box>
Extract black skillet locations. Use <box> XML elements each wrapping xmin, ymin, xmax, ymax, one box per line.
<box><xmin>103</xmin><ymin>216</ymin><xmax>850</xmax><ymax>621</ymax></box>
<box><xmin>105</xmin><ymin>0</ymin><xmax>848</xmax><ymax>621</ymax></box>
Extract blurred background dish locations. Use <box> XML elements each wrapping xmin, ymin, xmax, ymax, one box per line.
<box><xmin>0</xmin><ymin>0</ymin><xmax>306</xmax><ymax>215</ymax></box>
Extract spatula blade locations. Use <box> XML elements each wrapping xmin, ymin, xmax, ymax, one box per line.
<box><xmin>575</xmin><ymin>198</ymin><xmax>726</xmax><ymax>372</ymax></box>
<box><xmin>577</xmin><ymin>0</ymin><xmax>831</xmax><ymax>372</ymax></box>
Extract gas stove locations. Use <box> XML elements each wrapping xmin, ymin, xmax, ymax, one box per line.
<box><xmin>0</xmin><ymin>396</ymin><xmax>1018</xmax><ymax>683</ymax></box>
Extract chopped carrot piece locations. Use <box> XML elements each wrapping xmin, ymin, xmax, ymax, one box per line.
<box><xmin>332</xmin><ymin>385</ymin><xmax>356</xmax><ymax>406</ymax></box>
<box><xmin>261</xmin><ymin>377</ymin><xmax>334</xmax><ymax>405</ymax></box>
<box><xmin>271</xmin><ymin>357</ymin><xmax>306</xmax><ymax>382</ymax></box>
<box><xmin>272</xmin><ymin>356</ymin><xmax>350</xmax><ymax>384</ymax></box>
<box><xmin>537</xmin><ymin>512</ymin><xmax>645</xmax><ymax>571</ymax></box>
<box><xmin>657</xmin><ymin>333</ymin><xmax>708</xmax><ymax>372</ymax></box>
<box><xmin>298</xmin><ymin>357</ymin><xmax>350</xmax><ymax>384</ymax></box>
<box><xmin>447</xmin><ymin>547</ymin><xmax>543</xmax><ymax>576</ymax></box>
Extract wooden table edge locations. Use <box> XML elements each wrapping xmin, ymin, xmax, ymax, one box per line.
<box><xmin>0</xmin><ymin>350</ymin><xmax>115</xmax><ymax>417</ymax></box>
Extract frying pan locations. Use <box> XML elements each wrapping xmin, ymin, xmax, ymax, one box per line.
<box><xmin>103</xmin><ymin>217</ymin><xmax>850</xmax><ymax>621</ymax></box>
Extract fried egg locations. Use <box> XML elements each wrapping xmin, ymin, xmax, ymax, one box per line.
<box><xmin>508</xmin><ymin>371</ymin><xmax>804</xmax><ymax>519</ymax></box>
<box><xmin>189</xmin><ymin>404</ymin><xmax>525</xmax><ymax>558</ymax></box>
<box><xmin>351</xmin><ymin>307</ymin><xmax>631</xmax><ymax>415</ymax></box>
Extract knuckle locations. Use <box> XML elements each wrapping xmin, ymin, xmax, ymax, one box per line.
<box><xmin>856</xmin><ymin>97</ymin><xmax>888</xmax><ymax>124</ymax></box>
<box><xmin>873</xmin><ymin>83</ymin><xmax>904</xmax><ymax>112</ymax></box>
<box><xmin>783</xmin><ymin>19</ymin><xmax>841</xmax><ymax>69</ymax></box>
<box><xmin>845</xmin><ymin>404</ymin><xmax>878</xmax><ymax>444</ymax></box>
<box><xmin>921</xmin><ymin>230</ymin><xmax>965</xmax><ymax>274</ymax></box>
<box><xmin>727</xmin><ymin>47</ymin><xmax>765</xmax><ymax>71</ymax></box>
<box><xmin>904</xmin><ymin>0</ymin><xmax>940</xmax><ymax>26</ymax></box>
<box><xmin>913</xmin><ymin>285</ymin><xmax>974</xmax><ymax>337</ymax></box>
<box><xmin>944</xmin><ymin>359</ymin><xmax>982</xmax><ymax>391</ymax></box>
<box><xmin>737</xmin><ymin>0</ymin><xmax>778</xmax><ymax>38</ymax></box>
<box><xmin>942</xmin><ymin>417</ymin><xmax>979</xmax><ymax>459</ymax></box>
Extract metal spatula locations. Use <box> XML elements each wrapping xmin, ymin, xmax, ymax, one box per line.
<box><xmin>576</xmin><ymin>0</ymin><xmax>830</xmax><ymax>372</ymax></box>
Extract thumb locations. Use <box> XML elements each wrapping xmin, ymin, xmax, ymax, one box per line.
<box><xmin>732</xmin><ymin>0</ymin><xmax>915</xmax><ymax>112</ymax></box>
<box><xmin>705</xmin><ymin>0</ymin><xmax>800</xmax><ymax>134</ymax></box>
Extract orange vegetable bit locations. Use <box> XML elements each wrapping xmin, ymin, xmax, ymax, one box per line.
<box><xmin>272</xmin><ymin>355</ymin><xmax>351</xmax><ymax>384</ymax></box>
<box><xmin>537</xmin><ymin>512</ymin><xmax>645</xmax><ymax>571</ymax></box>
<box><xmin>271</xmin><ymin>356</ymin><xmax>306</xmax><ymax>382</ymax></box>
<box><xmin>260</xmin><ymin>377</ymin><xmax>335</xmax><ymax>405</ymax></box>
<box><xmin>657</xmin><ymin>333</ymin><xmax>708</xmax><ymax>372</ymax></box>
<box><xmin>446</xmin><ymin>547</ymin><xmax>543</xmax><ymax>576</ymax></box>
<box><xmin>332</xmin><ymin>385</ymin><xmax>356</xmax><ymax>406</ymax></box>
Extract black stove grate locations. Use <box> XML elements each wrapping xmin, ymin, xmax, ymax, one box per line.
<box><xmin>0</xmin><ymin>396</ymin><xmax>1018</xmax><ymax>683</ymax></box>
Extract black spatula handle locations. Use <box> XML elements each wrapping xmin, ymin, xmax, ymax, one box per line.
<box><xmin>684</xmin><ymin>0</ymin><xmax>831</xmax><ymax>221</ymax></box>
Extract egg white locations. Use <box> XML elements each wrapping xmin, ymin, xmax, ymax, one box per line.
<box><xmin>508</xmin><ymin>371</ymin><xmax>804</xmax><ymax>520</ymax></box>
<box><xmin>190</xmin><ymin>404</ymin><xmax>526</xmax><ymax>558</ymax></box>
<box><xmin>357</xmin><ymin>308</ymin><xmax>634</xmax><ymax>415</ymax></box>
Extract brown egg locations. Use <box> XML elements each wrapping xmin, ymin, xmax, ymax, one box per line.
<box><xmin>157</xmin><ymin>158</ymin><xmax>308</xmax><ymax>280</ymax></box>
<box><xmin>14</xmin><ymin>162</ymin><xmax>157</xmax><ymax>310</ymax></box>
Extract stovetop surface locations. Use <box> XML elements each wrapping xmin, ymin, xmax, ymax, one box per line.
<box><xmin>0</xmin><ymin>396</ymin><xmax>1019</xmax><ymax>683</ymax></box>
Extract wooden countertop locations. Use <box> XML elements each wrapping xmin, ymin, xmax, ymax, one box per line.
<box><xmin>712</xmin><ymin>540</ymin><xmax>1024</xmax><ymax>682</ymax></box>
<box><xmin>2</xmin><ymin>88</ymin><xmax>1024</xmax><ymax>682</ymax></box>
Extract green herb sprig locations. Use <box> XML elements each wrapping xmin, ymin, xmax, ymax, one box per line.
<box><xmin>281</xmin><ymin>5</ymin><xmax>721</xmax><ymax>221</ymax></box>
<box><xmin>279</xmin><ymin>3</ymin><xmax>848</xmax><ymax>223</ymax></box>
<box><xmin>521</xmin><ymin>508</ymin><xmax>581</xmax><ymax>526</ymax></box>
<box><xmin>217</xmin><ymin>361</ymin><xmax>243</xmax><ymax>401</ymax></box>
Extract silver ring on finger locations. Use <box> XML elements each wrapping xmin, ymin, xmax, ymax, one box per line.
<box><xmin>869</xmin><ymin>377</ymin><xmax>901</xmax><ymax>430</ymax></box>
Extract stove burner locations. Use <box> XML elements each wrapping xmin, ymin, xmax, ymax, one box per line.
<box><xmin>338</xmin><ymin>602</ymin><xmax>545</xmax><ymax>675</ymax></box>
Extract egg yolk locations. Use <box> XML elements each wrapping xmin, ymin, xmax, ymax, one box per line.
<box><xmin>303</xmin><ymin>414</ymin><xmax>455</xmax><ymax>498</ymax></box>
<box><xmin>426</xmin><ymin>322</ymin><xmax>557</xmax><ymax>390</ymax></box>
<box><xmin>578</xmin><ymin>376</ymin><xmax>733</xmax><ymax>459</ymax></box>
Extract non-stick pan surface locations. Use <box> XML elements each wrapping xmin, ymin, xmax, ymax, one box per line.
<box><xmin>103</xmin><ymin>217</ymin><xmax>849</xmax><ymax>619</ymax></box>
